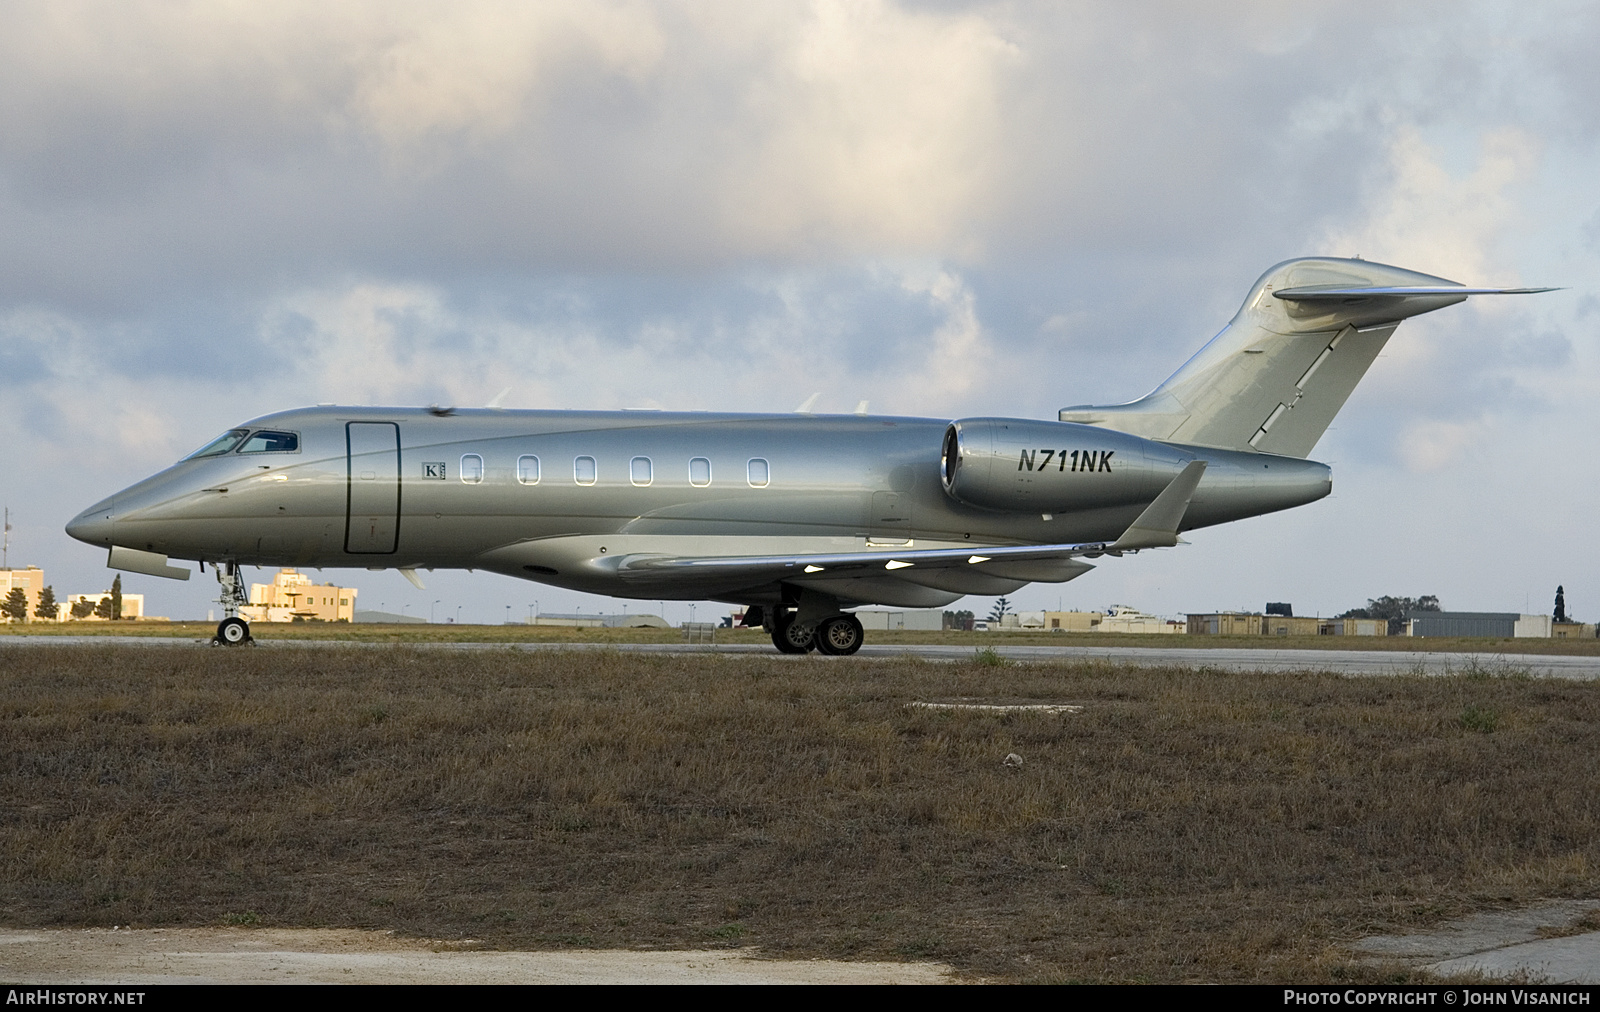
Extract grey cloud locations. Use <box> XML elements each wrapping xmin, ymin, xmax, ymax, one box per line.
<box><xmin>2</xmin><ymin>0</ymin><xmax>1597</xmax><ymax>622</ymax></box>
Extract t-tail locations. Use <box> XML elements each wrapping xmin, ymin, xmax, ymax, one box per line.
<box><xmin>1059</xmin><ymin>257</ymin><xmax>1555</xmax><ymax>457</ymax></box>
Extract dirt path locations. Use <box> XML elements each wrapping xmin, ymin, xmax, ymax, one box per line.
<box><xmin>0</xmin><ymin>928</ymin><xmax>955</xmax><ymax>985</ymax></box>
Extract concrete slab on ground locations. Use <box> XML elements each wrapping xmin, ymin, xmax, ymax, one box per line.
<box><xmin>1354</xmin><ymin>900</ymin><xmax>1600</xmax><ymax>983</ymax></box>
<box><xmin>0</xmin><ymin>928</ymin><xmax>955</xmax><ymax>985</ymax></box>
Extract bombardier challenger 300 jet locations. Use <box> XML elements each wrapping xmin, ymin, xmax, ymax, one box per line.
<box><xmin>67</xmin><ymin>257</ymin><xmax>1552</xmax><ymax>652</ymax></box>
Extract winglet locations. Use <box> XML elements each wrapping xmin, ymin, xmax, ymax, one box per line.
<box><xmin>1110</xmin><ymin>460</ymin><xmax>1207</xmax><ymax>551</ymax></box>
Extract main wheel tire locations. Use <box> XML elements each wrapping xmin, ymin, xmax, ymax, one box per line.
<box><xmin>217</xmin><ymin>617</ymin><xmax>251</xmax><ymax>646</ymax></box>
<box><xmin>771</xmin><ymin>612</ymin><xmax>815</xmax><ymax>654</ymax></box>
<box><xmin>815</xmin><ymin>614</ymin><xmax>865</xmax><ymax>656</ymax></box>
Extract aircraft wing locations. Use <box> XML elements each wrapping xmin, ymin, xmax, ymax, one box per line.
<box><xmin>615</xmin><ymin>460</ymin><xmax>1207</xmax><ymax>584</ymax></box>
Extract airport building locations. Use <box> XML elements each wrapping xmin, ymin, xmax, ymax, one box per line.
<box><xmin>1187</xmin><ymin>612</ymin><xmax>1272</xmax><ymax>635</ymax></box>
<box><xmin>0</xmin><ymin>566</ymin><xmax>46</xmax><ymax>621</ymax></box>
<box><xmin>1265</xmin><ymin>615</ymin><xmax>1323</xmax><ymax>636</ymax></box>
<box><xmin>529</xmin><ymin>612</ymin><xmax>670</xmax><ymax>629</ymax></box>
<box><xmin>62</xmin><ymin>592</ymin><xmax>146</xmax><ymax>620</ymax></box>
<box><xmin>989</xmin><ymin>606</ymin><xmax>1185</xmax><ymax>634</ymax></box>
<box><xmin>1187</xmin><ymin>612</ymin><xmax>1373</xmax><ymax>636</ymax></box>
<box><xmin>1321</xmin><ymin>618</ymin><xmax>1388</xmax><ymax>636</ymax></box>
<box><xmin>854</xmin><ymin>609</ymin><xmax>944</xmax><ymax>631</ymax></box>
<box><xmin>240</xmin><ymin>568</ymin><xmax>357</xmax><ymax>623</ymax></box>
<box><xmin>1406</xmin><ymin>612</ymin><xmax>1556</xmax><ymax>638</ymax></box>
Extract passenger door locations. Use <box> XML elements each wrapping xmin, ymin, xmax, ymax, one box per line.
<box><xmin>345</xmin><ymin>421</ymin><xmax>400</xmax><ymax>554</ymax></box>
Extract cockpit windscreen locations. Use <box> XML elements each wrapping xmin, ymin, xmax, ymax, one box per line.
<box><xmin>239</xmin><ymin>430</ymin><xmax>299</xmax><ymax>453</ymax></box>
<box><xmin>187</xmin><ymin>429</ymin><xmax>250</xmax><ymax>459</ymax></box>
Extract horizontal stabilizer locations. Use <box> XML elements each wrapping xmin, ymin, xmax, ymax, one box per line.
<box><xmin>1058</xmin><ymin>257</ymin><xmax>1560</xmax><ymax>458</ymax></box>
<box><xmin>108</xmin><ymin>545</ymin><xmax>190</xmax><ymax>581</ymax></box>
<box><xmin>1110</xmin><ymin>460</ymin><xmax>1206</xmax><ymax>551</ymax></box>
<box><xmin>1275</xmin><ymin>285</ymin><xmax>1558</xmax><ymax>300</ymax></box>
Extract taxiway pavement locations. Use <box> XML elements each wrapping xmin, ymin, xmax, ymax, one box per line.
<box><xmin>4</xmin><ymin>636</ymin><xmax>1598</xmax><ymax>679</ymax></box>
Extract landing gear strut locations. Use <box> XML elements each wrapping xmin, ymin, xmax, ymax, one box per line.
<box><xmin>211</xmin><ymin>561</ymin><xmax>252</xmax><ymax>646</ymax></box>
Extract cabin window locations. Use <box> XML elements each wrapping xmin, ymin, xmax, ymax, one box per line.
<box><xmin>630</xmin><ymin>456</ymin><xmax>653</xmax><ymax>486</ymax></box>
<box><xmin>574</xmin><ymin>456</ymin><xmax>597</xmax><ymax>486</ymax></box>
<box><xmin>689</xmin><ymin>457</ymin><xmax>711</xmax><ymax>487</ymax></box>
<box><xmin>747</xmin><ymin>458</ymin><xmax>770</xmax><ymax>488</ymax></box>
<box><xmin>517</xmin><ymin>454</ymin><xmax>541</xmax><ymax>485</ymax></box>
<box><xmin>187</xmin><ymin>429</ymin><xmax>249</xmax><ymax>458</ymax></box>
<box><xmin>238</xmin><ymin>430</ymin><xmax>299</xmax><ymax>453</ymax></box>
<box><xmin>460</xmin><ymin>454</ymin><xmax>484</xmax><ymax>484</ymax></box>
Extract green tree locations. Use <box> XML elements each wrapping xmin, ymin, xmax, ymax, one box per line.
<box><xmin>1555</xmin><ymin>585</ymin><xmax>1568</xmax><ymax>623</ymax></box>
<box><xmin>1339</xmin><ymin>595</ymin><xmax>1440</xmax><ymax>635</ymax></box>
<box><xmin>987</xmin><ymin>596</ymin><xmax>1013</xmax><ymax>623</ymax></box>
<box><xmin>70</xmin><ymin>596</ymin><xmax>95</xmax><ymax>619</ymax></box>
<box><xmin>943</xmin><ymin>609</ymin><xmax>975</xmax><ymax>631</ymax></box>
<box><xmin>2</xmin><ymin>586</ymin><xmax>28</xmax><ymax>622</ymax></box>
<box><xmin>110</xmin><ymin>574</ymin><xmax>123</xmax><ymax>620</ymax></box>
<box><xmin>34</xmin><ymin>586</ymin><xmax>58</xmax><ymax>621</ymax></box>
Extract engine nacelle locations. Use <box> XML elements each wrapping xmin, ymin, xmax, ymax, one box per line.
<box><xmin>940</xmin><ymin>418</ymin><xmax>1193</xmax><ymax>513</ymax></box>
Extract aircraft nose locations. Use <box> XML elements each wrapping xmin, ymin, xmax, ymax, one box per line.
<box><xmin>65</xmin><ymin>506</ymin><xmax>115</xmax><ymax>547</ymax></box>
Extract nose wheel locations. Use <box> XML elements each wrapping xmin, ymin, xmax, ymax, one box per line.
<box><xmin>214</xmin><ymin>616</ymin><xmax>253</xmax><ymax>646</ymax></box>
<box><xmin>211</xmin><ymin>560</ymin><xmax>253</xmax><ymax>646</ymax></box>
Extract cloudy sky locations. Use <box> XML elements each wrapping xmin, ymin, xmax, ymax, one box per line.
<box><xmin>3</xmin><ymin>1</ymin><xmax>1596</xmax><ymax>624</ymax></box>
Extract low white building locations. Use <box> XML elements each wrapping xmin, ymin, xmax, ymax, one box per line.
<box><xmin>63</xmin><ymin>592</ymin><xmax>145</xmax><ymax>620</ymax></box>
<box><xmin>1099</xmin><ymin>605</ymin><xmax>1185</xmax><ymax>634</ymax></box>
<box><xmin>852</xmin><ymin>609</ymin><xmax>944</xmax><ymax>631</ymax></box>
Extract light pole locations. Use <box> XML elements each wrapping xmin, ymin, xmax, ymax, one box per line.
<box><xmin>431</xmin><ymin>599</ymin><xmax>440</xmax><ymax>623</ymax></box>
<box><xmin>505</xmin><ymin>605</ymin><xmax>511</xmax><ymax>625</ymax></box>
<box><xmin>456</xmin><ymin>605</ymin><xmax>462</xmax><ymax>624</ymax></box>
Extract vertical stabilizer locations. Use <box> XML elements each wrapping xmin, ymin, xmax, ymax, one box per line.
<box><xmin>1059</xmin><ymin>257</ymin><xmax>1551</xmax><ymax>457</ymax></box>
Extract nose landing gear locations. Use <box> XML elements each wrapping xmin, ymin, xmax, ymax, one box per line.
<box><xmin>211</xmin><ymin>561</ymin><xmax>253</xmax><ymax>646</ymax></box>
<box><xmin>216</xmin><ymin>616</ymin><xmax>251</xmax><ymax>645</ymax></box>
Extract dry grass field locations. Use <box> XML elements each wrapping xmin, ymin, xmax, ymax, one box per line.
<box><xmin>5</xmin><ymin>620</ymin><xmax>1599</xmax><ymax>655</ymax></box>
<box><xmin>3</xmin><ymin>645</ymin><xmax>1600</xmax><ymax>982</ymax></box>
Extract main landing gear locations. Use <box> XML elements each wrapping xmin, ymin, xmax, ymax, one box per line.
<box><xmin>769</xmin><ymin>609</ymin><xmax>864</xmax><ymax>656</ymax></box>
<box><xmin>211</xmin><ymin>561</ymin><xmax>253</xmax><ymax>647</ymax></box>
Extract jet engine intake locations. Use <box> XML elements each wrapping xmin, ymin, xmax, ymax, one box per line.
<box><xmin>941</xmin><ymin>418</ymin><xmax>1191</xmax><ymax>514</ymax></box>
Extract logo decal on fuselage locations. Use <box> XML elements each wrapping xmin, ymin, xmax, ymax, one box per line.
<box><xmin>1017</xmin><ymin>449</ymin><xmax>1114</xmax><ymax>473</ymax></box>
<box><xmin>422</xmin><ymin>462</ymin><xmax>446</xmax><ymax>479</ymax></box>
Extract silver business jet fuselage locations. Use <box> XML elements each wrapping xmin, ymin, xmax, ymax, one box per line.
<box><xmin>66</xmin><ymin>406</ymin><xmax>1327</xmax><ymax>600</ymax></box>
<box><xmin>66</xmin><ymin>257</ymin><xmax>1552</xmax><ymax>651</ymax></box>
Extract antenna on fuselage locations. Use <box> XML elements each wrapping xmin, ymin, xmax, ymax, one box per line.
<box><xmin>795</xmin><ymin>392</ymin><xmax>821</xmax><ymax>414</ymax></box>
<box><xmin>487</xmin><ymin>387</ymin><xmax>512</xmax><ymax>410</ymax></box>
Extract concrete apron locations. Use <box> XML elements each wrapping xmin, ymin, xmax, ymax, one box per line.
<box><xmin>1354</xmin><ymin>900</ymin><xmax>1600</xmax><ymax>983</ymax></box>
